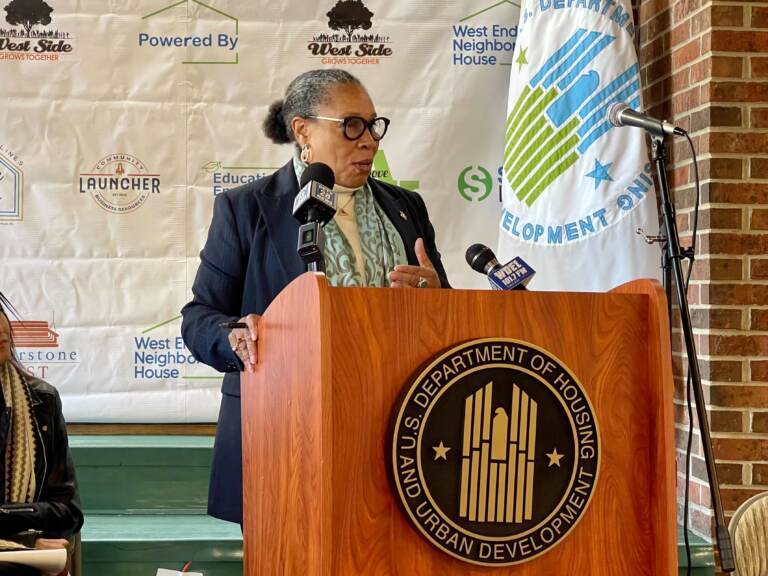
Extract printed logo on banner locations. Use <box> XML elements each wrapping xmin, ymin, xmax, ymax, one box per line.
<box><xmin>133</xmin><ymin>316</ymin><xmax>215</xmax><ymax>381</ymax></box>
<box><xmin>11</xmin><ymin>319</ymin><xmax>80</xmax><ymax>380</ymax></box>
<box><xmin>202</xmin><ymin>161</ymin><xmax>278</xmax><ymax>196</ymax></box>
<box><xmin>457</xmin><ymin>165</ymin><xmax>505</xmax><ymax>202</ymax></box>
<box><xmin>201</xmin><ymin>151</ymin><xmax>415</xmax><ymax>195</ymax></box>
<box><xmin>452</xmin><ymin>0</ymin><xmax>518</xmax><ymax>67</ymax></box>
<box><xmin>308</xmin><ymin>0</ymin><xmax>392</xmax><ymax>65</ymax></box>
<box><xmin>78</xmin><ymin>153</ymin><xmax>161</xmax><ymax>214</ymax></box>
<box><xmin>0</xmin><ymin>0</ymin><xmax>74</xmax><ymax>62</ymax></box>
<box><xmin>139</xmin><ymin>0</ymin><xmax>239</xmax><ymax>64</ymax></box>
<box><xmin>371</xmin><ymin>150</ymin><xmax>418</xmax><ymax>191</ymax></box>
<box><xmin>0</xmin><ymin>143</ymin><xmax>23</xmax><ymax>222</ymax></box>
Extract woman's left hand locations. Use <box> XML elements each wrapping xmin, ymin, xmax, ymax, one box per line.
<box><xmin>389</xmin><ymin>238</ymin><xmax>442</xmax><ymax>289</ymax></box>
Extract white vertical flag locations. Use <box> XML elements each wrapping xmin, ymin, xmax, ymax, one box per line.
<box><xmin>498</xmin><ymin>0</ymin><xmax>660</xmax><ymax>291</ymax></box>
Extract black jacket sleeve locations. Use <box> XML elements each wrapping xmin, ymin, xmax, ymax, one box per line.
<box><xmin>0</xmin><ymin>387</ymin><xmax>83</xmax><ymax>539</ymax></box>
<box><xmin>181</xmin><ymin>192</ymin><xmax>246</xmax><ymax>374</ymax></box>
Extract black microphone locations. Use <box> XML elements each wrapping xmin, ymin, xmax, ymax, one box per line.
<box><xmin>465</xmin><ymin>244</ymin><xmax>535</xmax><ymax>291</ymax></box>
<box><xmin>608</xmin><ymin>103</ymin><xmax>686</xmax><ymax>137</ymax></box>
<box><xmin>293</xmin><ymin>162</ymin><xmax>336</xmax><ymax>225</ymax></box>
<box><xmin>466</xmin><ymin>243</ymin><xmax>501</xmax><ymax>276</ymax></box>
<box><xmin>292</xmin><ymin>163</ymin><xmax>336</xmax><ymax>272</ymax></box>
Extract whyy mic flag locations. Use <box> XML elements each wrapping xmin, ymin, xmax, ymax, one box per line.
<box><xmin>498</xmin><ymin>0</ymin><xmax>660</xmax><ymax>291</ymax></box>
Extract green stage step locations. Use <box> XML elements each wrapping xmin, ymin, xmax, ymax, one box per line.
<box><xmin>678</xmin><ymin>526</ymin><xmax>716</xmax><ymax>576</ymax></box>
<box><xmin>70</xmin><ymin>435</ymin><xmax>213</xmax><ymax>513</ymax></box>
<box><xmin>70</xmin><ymin>435</ymin><xmax>242</xmax><ymax>576</ymax></box>
<box><xmin>81</xmin><ymin>514</ymin><xmax>242</xmax><ymax>576</ymax></box>
<box><xmin>71</xmin><ymin>435</ymin><xmax>715</xmax><ymax>575</ymax></box>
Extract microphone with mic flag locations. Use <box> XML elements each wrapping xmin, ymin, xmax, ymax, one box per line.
<box><xmin>465</xmin><ymin>244</ymin><xmax>535</xmax><ymax>291</ymax></box>
<box><xmin>292</xmin><ymin>162</ymin><xmax>336</xmax><ymax>272</ymax></box>
<box><xmin>608</xmin><ymin>103</ymin><xmax>687</xmax><ymax>137</ymax></box>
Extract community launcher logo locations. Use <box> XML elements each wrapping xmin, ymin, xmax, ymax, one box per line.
<box><xmin>390</xmin><ymin>338</ymin><xmax>599</xmax><ymax>566</ymax></box>
<box><xmin>0</xmin><ymin>0</ymin><xmax>74</xmax><ymax>62</ymax></box>
<box><xmin>307</xmin><ymin>0</ymin><xmax>392</xmax><ymax>65</ymax></box>
<box><xmin>79</xmin><ymin>153</ymin><xmax>161</xmax><ymax>214</ymax></box>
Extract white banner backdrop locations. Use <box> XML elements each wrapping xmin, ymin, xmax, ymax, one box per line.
<box><xmin>0</xmin><ymin>0</ymin><xmax>522</xmax><ymax>421</ymax></box>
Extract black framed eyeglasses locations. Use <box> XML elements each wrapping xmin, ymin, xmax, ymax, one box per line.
<box><xmin>307</xmin><ymin>115</ymin><xmax>390</xmax><ymax>141</ymax></box>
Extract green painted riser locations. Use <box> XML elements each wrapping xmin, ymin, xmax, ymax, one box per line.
<box><xmin>81</xmin><ymin>515</ymin><xmax>242</xmax><ymax>576</ymax></box>
<box><xmin>83</xmin><ymin>562</ymin><xmax>242</xmax><ymax>576</ymax></box>
<box><xmin>70</xmin><ymin>436</ymin><xmax>213</xmax><ymax>513</ymax></box>
<box><xmin>71</xmin><ymin>436</ymin><xmax>714</xmax><ymax>575</ymax></box>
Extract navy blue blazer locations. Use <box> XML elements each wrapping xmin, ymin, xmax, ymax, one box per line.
<box><xmin>181</xmin><ymin>160</ymin><xmax>449</xmax><ymax>523</ymax></box>
<box><xmin>182</xmin><ymin>160</ymin><xmax>449</xmax><ymax>398</ymax></box>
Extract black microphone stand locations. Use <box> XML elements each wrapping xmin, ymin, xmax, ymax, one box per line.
<box><xmin>652</xmin><ymin>135</ymin><xmax>734</xmax><ymax>572</ymax></box>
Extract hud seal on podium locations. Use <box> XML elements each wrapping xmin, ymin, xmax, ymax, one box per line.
<box><xmin>389</xmin><ymin>338</ymin><xmax>600</xmax><ymax>566</ymax></box>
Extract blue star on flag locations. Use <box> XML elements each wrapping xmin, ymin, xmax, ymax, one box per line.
<box><xmin>585</xmin><ymin>159</ymin><xmax>614</xmax><ymax>190</ymax></box>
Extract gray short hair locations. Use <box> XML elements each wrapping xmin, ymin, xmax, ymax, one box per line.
<box><xmin>263</xmin><ymin>69</ymin><xmax>363</xmax><ymax>144</ymax></box>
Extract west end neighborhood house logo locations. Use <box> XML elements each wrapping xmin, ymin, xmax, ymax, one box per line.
<box><xmin>0</xmin><ymin>0</ymin><xmax>74</xmax><ymax>62</ymax></box>
<box><xmin>139</xmin><ymin>0</ymin><xmax>239</xmax><ymax>64</ymax></box>
<box><xmin>11</xmin><ymin>320</ymin><xmax>80</xmax><ymax>380</ymax></box>
<box><xmin>0</xmin><ymin>143</ymin><xmax>23</xmax><ymax>222</ymax></box>
<box><xmin>452</xmin><ymin>0</ymin><xmax>519</xmax><ymax>67</ymax></box>
<box><xmin>308</xmin><ymin>0</ymin><xmax>392</xmax><ymax>65</ymax></box>
<box><xmin>501</xmin><ymin>22</ymin><xmax>653</xmax><ymax>245</ymax></box>
<box><xmin>79</xmin><ymin>153</ymin><xmax>161</xmax><ymax>214</ymax></box>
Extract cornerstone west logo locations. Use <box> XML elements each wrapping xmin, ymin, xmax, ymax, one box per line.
<box><xmin>308</xmin><ymin>0</ymin><xmax>392</xmax><ymax>65</ymax></box>
<box><xmin>11</xmin><ymin>319</ymin><xmax>81</xmax><ymax>380</ymax></box>
<box><xmin>0</xmin><ymin>143</ymin><xmax>23</xmax><ymax>222</ymax></box>
<box><xmin>79</xmin><ymin>153</ymin><xmax>161</xmax><ymax>214</ymax></box>
<box><xmin>391</xmin><ymin>339</ymin><xmax>599</xmax><ymax>566</ymax></box>
<box><xmin>0</xmin><ymin>0</ymin><xmax>74</xmax><ymax>62</ymax></box>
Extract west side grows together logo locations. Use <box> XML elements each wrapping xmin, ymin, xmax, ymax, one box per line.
<box><xmin>308</xmin><ymin>0</ymin><xmax>392</xmax><ymax>65</ymax></box>
<box><xmin>0</xmin><ymin>143</ymin><xmax>23</xmax><ymax>222</ymax></box>
<box><xmin>78</xmin><ymin>153</ymin><xmax>161</xmax><ymax>214</ymax></box>
<box><xmin>0</xmin><ymin>0</ymin><xmax>74</xmax><ymax>62</ymax></box>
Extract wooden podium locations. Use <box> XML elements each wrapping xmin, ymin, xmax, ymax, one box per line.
<box><xmin>241</xmin><ymin>273</ymin><xmax>676</xmax><ymax>575</ymax></box>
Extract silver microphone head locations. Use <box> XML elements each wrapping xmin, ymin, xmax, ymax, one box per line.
<box><xmin>608</xmin><ymin>102</ymin><xmax>629</xmax><ymax>127</ymax></box>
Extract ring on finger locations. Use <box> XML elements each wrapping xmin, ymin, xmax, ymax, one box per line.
<box><xmin>417</xmin><ymin>277</ymin><xmax>429</xmax><ymax>288</ymax></box>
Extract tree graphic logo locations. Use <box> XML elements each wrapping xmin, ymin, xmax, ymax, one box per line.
<box><xmin>3</xmin><ymin>0</ymin><xmax>53</xmax><ymax>37</ymax></box>
<box><xmin>326</xmin><ymin>0</ymin><xmax>373</xmax><ymax>43</ymax></box>
<box><xmin>307</xmin><ymin>0</ymin><xmax>392</xmax><ymax>64</ymax></box>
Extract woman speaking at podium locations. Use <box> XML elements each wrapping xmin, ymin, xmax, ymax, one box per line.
<box><xmin>181</xmin><ymin>69</ymin><xmax>449</xmax><ymax>526</ymax></box>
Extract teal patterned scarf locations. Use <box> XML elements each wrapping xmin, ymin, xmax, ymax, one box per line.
<box><xmin>293</xmin><ymin>154</ymin><xmax>408</xmax><ymax>287</ymax></box>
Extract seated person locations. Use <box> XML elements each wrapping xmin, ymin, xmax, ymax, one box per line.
<box><xmin>0</xmin><ymin>292</ymin><xmax>83</xmax><ymax>575</ymax></box>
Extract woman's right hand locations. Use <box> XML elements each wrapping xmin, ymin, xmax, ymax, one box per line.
<box><xmin>227</xmin><ymin>314</ymin><xmax>259</xmax><ymax>372</ymax></box>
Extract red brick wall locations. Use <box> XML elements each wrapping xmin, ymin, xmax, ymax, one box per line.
<box><xmin>638</xmin><ymin>0</ymin><xmax>768</xmax><ymax>541</ymax></box>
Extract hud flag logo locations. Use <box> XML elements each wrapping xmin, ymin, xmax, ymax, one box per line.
<box><xmin>390</xmin><ymin>338</ymin><xmax>599</xmax><ymax>566</ymax></box>
<box><xmin>505</xmin><ymin>29</ymin><xmax>642</xmax><ymax>208</ymax></box>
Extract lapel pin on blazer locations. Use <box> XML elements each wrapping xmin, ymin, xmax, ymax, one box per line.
<box><xmin>399</xmin><ymin>210</ymin><xmax>408</xmax><ymax>221</ymax></box>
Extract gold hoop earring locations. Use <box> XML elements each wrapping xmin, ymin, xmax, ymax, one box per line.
<box><xmin>300</xmin><ymin>144</ymin><xmax>311</xmax><ymax>163</ymax></box>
